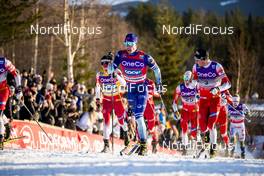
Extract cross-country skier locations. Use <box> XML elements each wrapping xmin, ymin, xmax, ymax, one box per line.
<box><xmin>108</xmin><ymin>33</ymin><xmax>163</xmax><ymax>155</ymax></box>
<box><xmin>95</xmin><ymin>53</ymin><xmax>129</xmax><ymax>153</ymax></box>
<box><xmin>192</xmin><ymin>48</ymin><xmax>231</xmax><ymax>158</ymax></box>
<box><xmin>217</xmin><ymin>90</ymin><xmax>232</xmax><ymax>156</ymax></box>
<box><xmin>0</xmin><ymin>56</ymin><xmax>21</xmax><ymax>149</ymax></box>
<box><xmin>228</xmin><ymin>94</ymin><xmax>250</xmax><ymax>159</ymax></box>
<box><xmin>172</xmin><ymin>71</ymin><xmax>199</xmax><ymax>155</ymax></box>
<box><xmin>143</xmin><ymin>78</ymin><xmax>160</xmax><ymax>153</ymax></box>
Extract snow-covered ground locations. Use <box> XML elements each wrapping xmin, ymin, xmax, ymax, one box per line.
<box><xmin>0</xmin><ymin>149</ymin><xmax>264</xmax><ymax>176</ymax></box>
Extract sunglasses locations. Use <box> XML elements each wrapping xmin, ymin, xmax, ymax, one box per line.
<box><xmin>101</xmin><ymin>61</ymin><xmax>110</xmax><ymax>65</ymax></box>
<box><xmin>183</xmin><ymin>76</ymin><xmax>190</xmax><ymax>81</ymax></box>
<box><xmin>124</xmin><ymin>41</ymin><xmax>136</xmax><ymax>47</ymax></box>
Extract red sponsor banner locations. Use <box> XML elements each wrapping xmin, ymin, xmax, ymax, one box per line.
<box><xmin>6</xmin><ymin>120</ymin><xmax>177</xmax><ymax>155</ymax></box>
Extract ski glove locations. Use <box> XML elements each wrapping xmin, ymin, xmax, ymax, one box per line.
<box><xmin>107</xmin><ymin>63</ymin><xmax>115</xmax><ymax>74</ymax></box>
<box><xmin>156</xmin><ymin>83</ymin><xmax>166</xmax><ymax>94</ymax></box>
<box><xmin>210</xmin><ymin>87</ymin><xmax>220</xmax><ymax>96</ymax></box>
<box><xmin>96</xmin><ymin>98</ymin><xmax>101</xmax><ymax>107</ymax></box>
<box><xmin>16</xmin><ymin>86</ymin><xmax>23</xmax><ymax>100</ymax></box>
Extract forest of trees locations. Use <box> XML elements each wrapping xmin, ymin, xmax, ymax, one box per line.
<box><xmin>0</xmin><ymin>0</ymin><xmax>263</xmax><ymax>105</ymax></box>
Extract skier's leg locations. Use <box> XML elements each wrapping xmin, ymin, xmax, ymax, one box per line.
<box><xmin>0</xmin><ymin>110</ymin><xmax>5</xmax><ymax>150</ymax></box>
<box><xmin>190</xmin><ymin>110</ymin><xmax>198</xmax><ymax>140</ymax></box>
<box><xmin>183</xmin><ymin>110</ymin><xmax>193</xmax><ymax>155</ymax></box>
<box><xmin>144</xmin><ymin>102</ymin><xmax>158</xmax><ymax>153</ymax></box>
<box><xmin>218</xmin><ymin>106</ymin><xmax>229</xmax><ymax>157</ymax></box>
<box><xmin>0</xmin><ymin>87</ymin><xmax>9</xmax><ymax>149</ymax></box>
<box><xmin>220</xmin><ymin>123</ymin><xmax>229</xmax><ymax>145</ymax></box>
<box><xmin>199</xmin><ymin>99</ymin><xmax>209</xmax><ymax>135</ymax></box>
<box><xmin>134</xmin><ymin>85</ymin><xmax>148</xmax><ymax>155</ymax></box>
<box><xmin>114</xmin><ymin>100</ymin><xmax>130</xmax><ymax>146</ymax></box>
<box><xmin>239</xmin><ymin>123</ymin><xmax>246</xmax><ymax>159</ymax></box>
<box><xmin>101</xmin><ymin>99</ymin><xmax>111</xmax><ymax>153</ymax></box>
<box><xmin>229</xmin><ymin>124</ymin><xmax>236</xmax><ymax>157</ymax></box>
<box><xmin>208</xmin><ymin>97</ymin><xmax>220</xmax><ymax>158</ymax></box>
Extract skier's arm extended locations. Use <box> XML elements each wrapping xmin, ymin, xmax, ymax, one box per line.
<box><xmin>115</xmin><ymin>69</ymin><xmax>126</xmax><ymax>87</ymax></box>
<box><xmin>172</xmin><ymin>86</ymin><xmax>181</xmax><ymax>113</ymax></box>
<box><xmin>242</xmin><ymin>104</ymin><xmax>250</xmax><ymax>116</ymax></box>
<box><xmin>5</xmin><ymin>59</ymin><xmax>21</xmax><ymax>88</ymax></box>
<box><xmin>95</xmin><ymin>72</ymin><xmax>101</xmax><ymax>100</ymax></box>
<box><xmin>216</xmin><ymin>64</ymin><xmax>231</xmax><ymax>92</ymax></box>
<box><xmin>108</xmin><ymin>51</ymin><xmax>122</xmax><ymax>74</ymax></box>
<box><xmin>146</xmin><ymin>55</ymin><xmax>162</xmax><ymax>85</ymax></box>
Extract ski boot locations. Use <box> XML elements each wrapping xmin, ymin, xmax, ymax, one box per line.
<box><xmin>230</xmin><ymin>146</ymin><xmax>235</xmax><ymax>158</ymax></box>
<box><xmin>123</xmin><ymin>131</ymin><xmax>130</xmax><ymax>147</ymax></box>
<box><xmin>204</xmin><ymin>131</ymin><xmax>210</xmax><ymax>143</ymax></box>
<box><xmin>210</xmin><ymin>144</ymin><xmax>217</xmax><ymax>158</ymax></box>
<box><xmin>240</xmin><ymin>141</ymin><xmax>245</xmax><ymax>159</ymax></box>
<box><xmin>182</xmin><ymin>145</ymin><xmax>187</xmax><ymax>156</ymax></box>
<box><xmin>151</xmin><ymin>140</ymin><xmax>158</xmax><ymax>154</ymax></box>
<box><xmin>101</xmin><ymin>139</ymin><xmax>110</xmax><ymax>153</ymax></box>
<box><xmin>134</xmin><ymin>141</ymin><xmax>141</xmax><ymax>154</ymax></box>
<box><xmin>224</xmin><ymin>145</ymin><xmax>229</xmax><ymax>157</ymax></box>
<box><xmin>200</xmin><ymin>131</ymin><xmax>210</xmax><ymax>145</ymax></box>
<box><xmin>0</xmin><ymin>134</ymin><xmax>4</xmax><ymax>150</ymax></box>
<box><xmin>4</xmin><ymin>123</ymin><xmax>11</xmax><ymax>140</ymax></box>
<box><xmin>241</xmin><ymin>151</ymin><xmax>245</xmax><ymax>159</ymax></box>
<box><xmin>138</xmin><ymin>141</ymin><xmax>147</xmax><ymax>156</ymax></box>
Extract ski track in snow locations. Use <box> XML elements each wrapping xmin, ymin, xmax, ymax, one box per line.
<box><xmin>0</xmin><ymin>149</ymin><xmax>264</xmax><ymax>176</ymax></box>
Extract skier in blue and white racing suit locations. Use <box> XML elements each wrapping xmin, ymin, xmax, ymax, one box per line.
<box><xmin>108</xmin><ymin>33</ymin><xmax>163</xmax><ymax>155</ymax></box>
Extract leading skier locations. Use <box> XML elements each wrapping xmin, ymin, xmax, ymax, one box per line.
<box><xmin>108</xmin><ymin>33</ymin><xmax>163</xmax><ymax>155</ymax></box>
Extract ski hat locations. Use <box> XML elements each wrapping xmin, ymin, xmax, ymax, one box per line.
<box><xmin>194</xmin><ymin>48</ymin><xmax>209</xmax><ymax>60</ymax></box>
<box><xmin>124</xmin><ymin>33</ymin><xmax>138</xmax><ymax>43</ymax></box>
<box><xmin>100</xmin><ymin>52</ymin><xmax>113</xmax><ymax>65</ymax></box>
<box><xmin>232</xmin><ymin>94</ymin><xmax>240</xmax><ymax>102</ymax></box>
<box><xmin>183</xmin><ymin>71</ymin><xmax>192</xmax><ymax>81</ymax></box>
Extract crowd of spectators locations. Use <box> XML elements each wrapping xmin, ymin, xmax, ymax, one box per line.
<box><xmin>5</xmin><ymin>69</ymin><xmax>105</xmax><ymax>135</ymax></box>
<box><xmin>5</xmin><ymin>69</ymin><xmax>181</xmax><ymax>145</ymax></box>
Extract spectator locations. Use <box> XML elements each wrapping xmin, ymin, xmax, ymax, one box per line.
<box><xmin>19</xmin><ymin>89</ymin><xmax>38</xmax><ymax>121</ymax></box>
<box><xmin>65</xmin><ymin>99</ymin><xmax>80</xmax><ymax>130</ymax></box>
<box><xmin>40</xmin><ymin>93</ymin><xmax>55</xmax><ymax>125</ymax></box>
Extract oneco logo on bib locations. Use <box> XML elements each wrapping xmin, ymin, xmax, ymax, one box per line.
<box><xmin>100</xmin><ymin>77</ymin><xmax>113</xmax><ymax>83</ymax></box>
<box><xmin>181</xmin><ymin>91</ymin><xmax>196</xmax><ymax>97</ymax></box>
<box><xmin>197</xmin><ymin>72</ymin><xmax>217</xmax><ymax>78</ymax></box>
<box><xmin>125</xmin><ymin>70</ymin><xmax>142</xmax><ymax>75</ymax></box>
<box><xmin>121</xmin><ymin>61</ymin><xmax>144</xmax><ymax>68</ymax></box>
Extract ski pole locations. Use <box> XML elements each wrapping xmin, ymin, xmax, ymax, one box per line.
<box><xmin>110</xmin><ymin>66</ymin><xmax>115</xmax><ymax>154</ymax></box>
<box><xmin>159</xmin><ymin>94</ymin><xmax>169</xmax><ymax>117</ymax></box>
<box><xmin>20</xmin><ymin>102</ymin><xmax>52</xmax><ymax>142</ymax></box>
